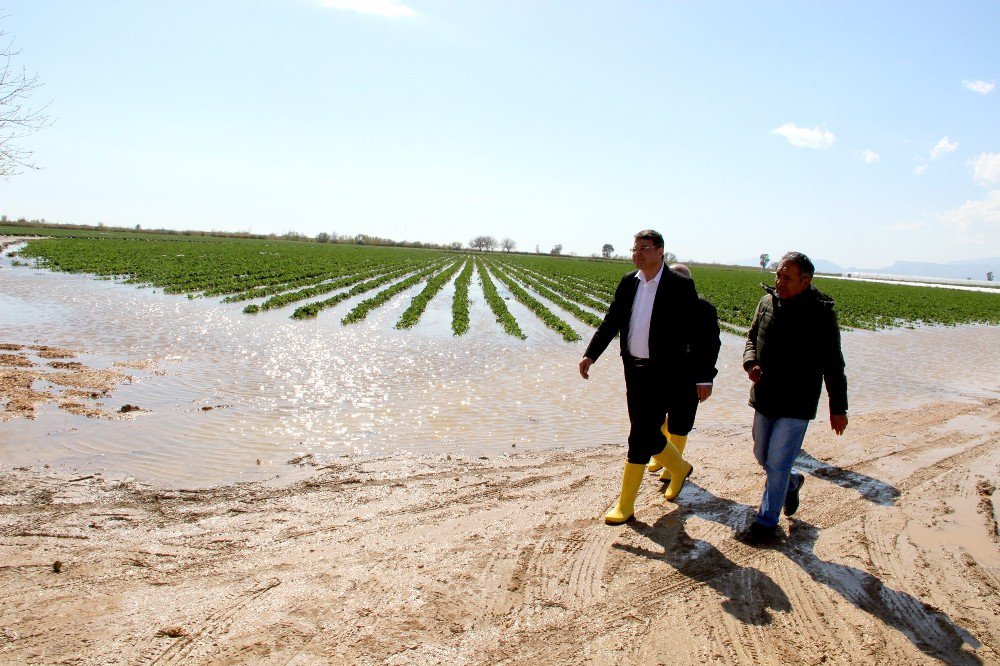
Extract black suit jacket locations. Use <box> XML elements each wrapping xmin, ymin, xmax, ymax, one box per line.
<box><xmin>584</xmin><ymin>266</ymin><xmax>719</xmax><ymax>384</ymax></box>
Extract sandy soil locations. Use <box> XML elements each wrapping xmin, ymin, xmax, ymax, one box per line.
<box><xmin>1</xmin><ymin>396</ymin><xmax>997</xmax><ymax>665</ymax></box>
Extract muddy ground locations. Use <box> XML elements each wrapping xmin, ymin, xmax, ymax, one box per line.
<box><xmin>1</xmin><ymin>397</ymin><xmax>997</xmax><ymax>664</ymax></box>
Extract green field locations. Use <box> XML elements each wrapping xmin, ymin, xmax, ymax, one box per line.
<box><xmin>10</xmin><ymin>234</ymin><xmax>1000</xmax><ymax>336</ymax></box>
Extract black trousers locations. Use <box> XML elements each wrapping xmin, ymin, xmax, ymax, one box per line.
<box><xmin>623</xmin><ymin>361</ymin><xmax>699</xmax><ymax>464</ymax></box>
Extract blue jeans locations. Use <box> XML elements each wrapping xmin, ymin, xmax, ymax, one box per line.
<box><xmin>752</xmin><ymin>411</ymin><xmax>810</xmax><ymax>528</ymax></box>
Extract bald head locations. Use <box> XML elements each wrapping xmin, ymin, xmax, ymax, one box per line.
<box><xmin>670</xmin><ymin>263</ymin><xmax>691</xmax><ymax>279</ymax></box>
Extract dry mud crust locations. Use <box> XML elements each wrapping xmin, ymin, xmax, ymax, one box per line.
<box><xmin>0</xmin><ymin>343</ymin><xmax>131</xmax><ymax>421</ymax></box>
<box><xmin>0</xmin><ymin>399</ymin><xmax>998</xmax><ymax>665</ymax></box>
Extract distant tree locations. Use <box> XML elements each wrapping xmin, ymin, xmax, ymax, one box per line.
<box><xmin>535</xmin><ymin>244</ymin><xmax>540</xmax><ymax>254</ymax></box>
<box><xmin>483</xmin><ymin>235</ymin><xmax>498</xmax><ymax>252</ymax></box>
<box><xmin>988</xmin><ymin>271</ymin><xmax>994</xmax><ymax>282</ymax></box>
<box><xmin>550</xmin><ymin>244</ymin><xmax>563</xmax><ymax>255</ymax></box>
<box><xmin>1</xmin><ymin>25</ymin><xmax>52</xmax><ymax>178</ymax></box>
<box><xmin>664</xmin><ymin>250</ymin><xmax>677</xmax><ymax>264</ymax></box>
<box><xmin>601</xmin><ymin>243</ymin><xmax>614</xmax><ymax>259</ymax></box>
<box><xmin>759</xmin><ymin>253</ymin><xmax>770</xmax><ymax>272</ymax></box>
<box><xmin>469</xmin><ymin>235</ymin><xmax>486</xmax><ymax>251</ymax></box>
<box><xmin>449</xmin><ymin>241</ymin><xmax>463</xmax><ymax>251</ymax></box>
<box><xmin>501</xmin><ymin>237</ymin><xmax>516</xmax><ymax>253</ymax></box>
<box><xmin>315</xmin><ymin>232</ymin><xmax>331</xmax><ymax>243</ymax></box>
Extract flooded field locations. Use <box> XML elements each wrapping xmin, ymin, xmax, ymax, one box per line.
<box><xmin>2</xmin><ymin>246</ymin><xmax>999</xmax><ymax>487</ymax></box>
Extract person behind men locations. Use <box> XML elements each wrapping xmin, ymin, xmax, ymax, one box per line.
<box><xmin>740</xmin><ymin>251</ymin><xmax>849</xmax><ymax>544</ymax></box>
<box><xmin>646</xmin><ymin>263</ymin><xmax>721</xmax><ymax>481</ymax></box>
<box><xmin>578</xmin><ymin>230</ymin><xmax>718</xmax><ymax>525</ymax></box>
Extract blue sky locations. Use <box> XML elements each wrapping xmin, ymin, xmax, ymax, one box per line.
<box><xmin>2</xmin><ymin>1</ymin><xmax>998</xmax><ymax>267</ymax></box>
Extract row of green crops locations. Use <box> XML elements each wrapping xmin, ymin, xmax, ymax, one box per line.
<box><xmin>341</xmin><ymin>261</ymin><xmax>451</xmax><ymax>324</ymax></box>
<box><xmin>491</xmin><ymin>261</ymin><xmax>604</xmax><ymax>329</ymax></box>
<box><xmin>451</xmin><ymin>260</ymin><xmax>474</xmax><ymax>336</ymax></box>
<box><xmin>475</xmin><ymin>259</ymin><xmax>526</xmax><ymax>339</ymax></box>
<box><xmin>485</xmin><ymin>261</ymin><xmax>581</xmax><ymax>342</ymax></box>
<box><xmin>498</xmin><ymin>261</ymin><xmax>609</xmax><ymax>310</ymax></box>
<box><xmin>10</xmin><ymin>233</ymin><xmax>1000</xmax><ymax>335</ymax></box>
<box><xmin>249</xmin><ymin>265</ymin><xmax>414</xmax><ymax>314</ymax></box>
<box><xmin>397</xmin><ymin>259</ymin><xmax>466</xmax><ymax>329</ymax></box>
<box><xmin>291</xmin><ymin>262</ymin><xmax>440</xmax><ymax>321</ymax></box>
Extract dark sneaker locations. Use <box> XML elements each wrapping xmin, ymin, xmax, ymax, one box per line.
<box><xmin>737</xmin><ymin>522</ymin><xmax>778</xmax><ymax>546</ymax></box>
<box><xmin>784</xmin><ymin>472</ymin><xmax>804</xmax><ymax>516</ymax></box>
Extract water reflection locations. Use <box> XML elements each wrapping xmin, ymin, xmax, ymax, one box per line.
<box><xmin>2</xmin><ymin>251</ymin><xmax>998</xmax><ymax>488</ymax></box>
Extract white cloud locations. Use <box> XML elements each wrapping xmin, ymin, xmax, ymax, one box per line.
<box><xmin>319</xmin><ymin>0</ymin><xmax>418</xmax><ymax>18</ymax></box>
<box><xmin>969</xmin><ymin>152</ymin><xmax>1000</xmax><ymax>187</ymax></box>
<box><xmin>771</xmin><ymin>123</ymin><xmax>836</xmax><ymax>149</ymax></box>
<box><xmin>913</xmin><ymin>164</ymin><xmax>928</xmax><ymax>176</ymax></box>
<box><xmin>930</xmin><ymin>136</ymin><xmax>958</xmax><ymax>160</ymax></box>
<box><xmin>939</xmin><ymin>190</ymin><xmax>1000</xmax><ymax>234</ymax></box>
<box><xmin>962</xmin><ymin>79</ymin><xmax>996</xmax><ymax>94</ymax></box>
<box><xmin>859</xmin><ymin>149</ymin><xmax>880</xmax><ymax>164</ymax></box>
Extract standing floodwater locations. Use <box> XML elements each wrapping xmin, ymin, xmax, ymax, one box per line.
<box><xmin>2</xmin><ymin>251</ymin><xmax>999</xmax><ymax>487</ymax></box>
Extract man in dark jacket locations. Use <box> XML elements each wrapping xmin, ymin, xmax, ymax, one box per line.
<box><xmin>741</xmin><ymin>251</ymin><xmax>848</xmax><ymax>544</ymax></box>
<box><xmin>579</xmin><ymin>230</ymin><xmax>719</xmax><ymax>525</ymax></box>
<box><xmin>647</xmin><ymin>263</ymin><xmax>722</xmax><ymax>481</ymax></box>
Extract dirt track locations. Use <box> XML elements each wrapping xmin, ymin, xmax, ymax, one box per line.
<box><xmin>1</xmin><ymin>398</ymin><xmax>997</xmax><ymax>664</ymax></box>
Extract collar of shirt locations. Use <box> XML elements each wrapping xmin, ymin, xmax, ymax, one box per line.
<box><xmin>636</xmin><ymin>262</ymin><xmax>665</xmax><ymax>286</ymax></box>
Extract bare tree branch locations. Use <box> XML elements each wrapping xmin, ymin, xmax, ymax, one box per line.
<box><xmin>1</xmin><ymin>27</ymin><xmax>53</xmax><ymax>179</ymax></box>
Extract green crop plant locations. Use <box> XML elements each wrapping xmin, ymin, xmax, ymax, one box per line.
<box><xmin>451</xmin><ymin>259</ymin><xmax>473</xmax><ymax>335</ymax></box>
<box><xmin>486</xmin><ymin>262</ymin><xmax>581</xmax><ymax>342</ymax></box>
<box><xmin>396</xmin><ymin>259</ymin><xmax>465</xmax><ymax>329</ymax></box>
<box><xmin>475</xmin><ymin>259</ymin><xmax>526</xmax><ymax>339</ymax></box>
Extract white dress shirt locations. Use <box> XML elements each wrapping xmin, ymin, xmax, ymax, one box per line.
<box><xmin>627</xmin><ymin>262</ymin><xmax>663</xmax><ymax>359</ymax></box>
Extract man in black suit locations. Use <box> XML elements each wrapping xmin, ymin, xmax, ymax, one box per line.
<box><xmin>579</xmin><ymin>230</ymin><xmax>718</xmax><ymax>525</ymax></box>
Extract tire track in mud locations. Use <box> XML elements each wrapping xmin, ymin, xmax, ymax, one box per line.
<box><xmin>894</xmin><ymin>436</ymin><xmax>999</xmax><ymax>496</ymax></box>
<box><xmin>481</xmin><ymin>497</ymin><xmax>782</xmax><ymax>664</ymax></box>
<box><xmin>562</xmin><ymin>520</ymin><xmax>613</xmax><ymax>609</ymax></box>
<box><xmin>769</xmin><ymin>555</ymin><xmax>868</xmax><ymax>660</ymax></box>
<box><xmin>858</xmin><ymin>470</ymin><xmax>1000</xmax><ymax>661</ymax></box>
<box><xmin>613</xmin><ymin>468</ymin><xmax>986</xmax><ymax>666</ymax></box>
<box><xmin>843</xmin><ymin>401</ymin><xmax>997</xmax><ymax>472</ymax></box>
<box><xmin>145</xmin><ymin>577</ymin><xmax>282</xmax><ymax>665</ymax></box>
<box><xmin>474</xmin><ymin>512</ymin><xmax>614</xmax><ymax>621</ymax></box>
<box><xmin>801</xmin><ymin>432</ymin><xmax>997</xmax><ymax>534</ymax></box>
<box><xmin>949</xmin><ymin>550</ymin><xmax>1000</xmax><ymax>657</ymax></box>
<box><xmin>460</xmin><ymin>505</ymin><xmax>628</xmax><ymax>664</ymax></box>
<box><xmin>691</xmin><ymin>566</ymin><xmax>776</xmax><ymax>666</ymax></box>
<box><xmin>785</xmin><ymin>501</ymin><xmax>986</xmax><ymax>663</ymax></box>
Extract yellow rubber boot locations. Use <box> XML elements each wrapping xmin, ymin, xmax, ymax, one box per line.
<box><xmin>651</xmin><ymin>442</ymin><xmax>694</xmax><ymax>502</ymax></box>
<box><xmin>657</xmin><ymin>433</ymin><xmax>688</xmax><ymax>481</ymax></box>
<box><xmin>604</xmin><ymin>462</ymin><xmax>646</xmax><ymax>525</ymax></box>
<box><xmin>648</xmin><ymin>421</ymin><xmax>674</xmax><ymax>473</ymax></box>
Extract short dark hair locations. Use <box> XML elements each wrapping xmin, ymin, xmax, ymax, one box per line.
<box><xmin>780</xmin><ymin>251</ymin><xmax>815</xmax><ymax>278</ymax></box>
<box><xmin>634</xmin><ymin>229</ymin><xmax>664</xmax><ymax>249</ymax></box>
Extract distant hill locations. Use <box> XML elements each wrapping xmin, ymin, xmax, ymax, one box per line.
<box><xmin>738</xmin><ymin>257</ymin><xmax>999</xmax><ymax>281</ymax></box>
<box><xmin>846</xmin><ymin>258</ymin><xmax>999</xmax><ymax>281</ymax></box>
